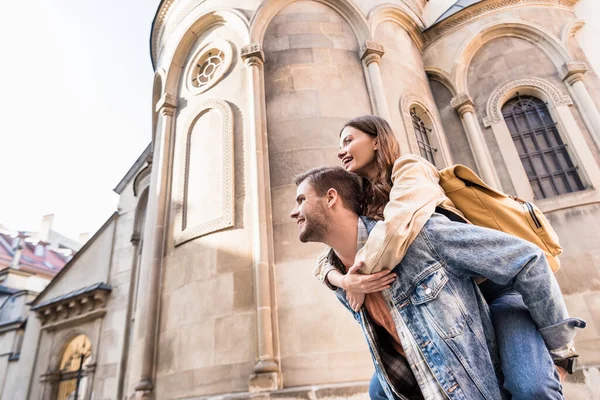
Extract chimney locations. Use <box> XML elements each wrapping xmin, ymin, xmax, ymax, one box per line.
<box><xmin>10</xmin><ymin>233</ymin><xmax>26</xmax><ymax>269</ymax></box>
<box><xmin>39</xmin><ymin>214</ymin><xmax>54</xmax><ymax>242</ymax></box>
<box><xmin>78</xmin><ymin>232</ymin><xmax>90</xmax><ymax>245</ymax></box>
<box><xmin>34</xmin><ymin>241</ymin><xmax>47</xmax><ymax>258</ymax></box>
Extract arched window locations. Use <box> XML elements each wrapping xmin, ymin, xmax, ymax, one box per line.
<box><xmin>57</xmin><ymin>335</ymin><xmax>92</xmax><ymax>400</ymax></box>
<box><xmin>502</xmin><ymin>94</ymin><xmax>584</xmax><ymax>199</ymax></box>
<box><xmin>410</xmin><ymin>107</ymin><xmax>437</xmax><ymax>166</ymax></box>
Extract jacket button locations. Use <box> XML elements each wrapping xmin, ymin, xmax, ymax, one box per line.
<box><xmin>425</xmin><ymin>288</ymin><xmax>432</xmax><ymax>295</ymax></box>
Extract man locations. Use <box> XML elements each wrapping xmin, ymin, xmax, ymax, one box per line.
<box><xmin>289</xmin><ymin>166</ymin><xmax>584</xmax><ymax>400</ymax></box>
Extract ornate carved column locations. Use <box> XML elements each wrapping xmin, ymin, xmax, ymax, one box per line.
<box><xmin>240</xmin><ymin>43</ymin><xmax>281</xmax><ymax>391</ymax></box>
<box><xmin>562</xmin><ymin>62</ymin><xmax>600</xmax><ymax>148</ymax></box>
<box><xmin>361</xmin><ymin>41</ymin><xmax>392</xmax><ymax>123</ymax></box>
<box><xmin>451</xmin><ymin>93</ymin><xmax>501</xmax><ymax>188</ymax></box>
<box><xmin>133</xmin><ymin>93</ymin><xmax>177</xmax><ymax>399</ymax></box>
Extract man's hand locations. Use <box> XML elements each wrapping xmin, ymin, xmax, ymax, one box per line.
<box><xmin>341</xmin><ymin>262</ymin><xmax>396</xmax><ymax>293</ymax></box>
<box><xmin>347</xmin><ymin>291</ymin><xmax>365</xmax><ymax>312</ymax></box>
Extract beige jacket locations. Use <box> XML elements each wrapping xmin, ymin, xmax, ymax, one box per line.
<box><xmin>314</xmin><ymin>154</ymin><xmax>465</xmax><ymax>284</ymax></box>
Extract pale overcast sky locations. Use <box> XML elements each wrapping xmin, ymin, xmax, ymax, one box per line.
<box><xmin>0</xmin><ymin>0</ymin><xmax>158</xmax><ymax>239</ymax></box>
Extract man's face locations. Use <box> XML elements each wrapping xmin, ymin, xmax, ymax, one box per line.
<box><xmin>290</xmin><ymin>180</ymin><xmax>329</xmax><ymax>243</ymax></box>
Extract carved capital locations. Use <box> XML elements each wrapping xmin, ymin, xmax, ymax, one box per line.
<box><xmin>361</xmin><ymin>41</ymin><xmax>385</xmax><ymax>65</ymax></box>
<box><xmin>241</xmin><ymin>43</ymin><xmax>265</xmax><ymax>67</ymax></box>
<box><xmin>155</xmin><ymin>93</ymin><xmax>177</xmax><ymax>116</ymax></box>
<box><xmin>562</xmin><ymin>62</ymin><xmax>588</xmax><ymax>84</ymax></box>
<box><xmin>451</xmin><ymin>93</ymin><xmax>475</xmax><ymax>116</ymax></box>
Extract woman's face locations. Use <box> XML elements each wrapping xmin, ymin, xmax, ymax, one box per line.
<box><xmin>337</xmin><ymin>126</ymin><xmax>378</xmax><ymax>178</ymax></box>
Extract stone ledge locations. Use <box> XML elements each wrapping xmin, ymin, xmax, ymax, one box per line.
<box><xmin>181</xmin><ymin>381</ymin><xmax>370</xmax><ymax>400</ymax></box>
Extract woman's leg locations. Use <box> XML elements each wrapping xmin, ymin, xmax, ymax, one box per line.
<box><xmin>488</xmin><ymin>290</ymin><xmax>563</xmax><ymax>400</ymax></box>
<box><xmin>369</xmin><ymin>373</ymin><xmax>389</xmax><ymax>400</ymax></box>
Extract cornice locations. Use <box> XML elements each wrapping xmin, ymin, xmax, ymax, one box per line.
<box><xmin>424</xmin><ymin>0</ymin><xmax>577</xmax><ymax>48</ymax></box>
<box><xmin>33</xmin><ymin>283</ymin><xmax>111</xmax><ymax>329</ymax></box>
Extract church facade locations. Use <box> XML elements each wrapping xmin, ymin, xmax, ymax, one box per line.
<box><xmin>3</xmin><ymin>1</ymin><xmax>600</xmax><ymax>399</ymax></box>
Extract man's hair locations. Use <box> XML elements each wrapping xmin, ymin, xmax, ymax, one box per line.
<box><xmin>294</xmin><ymin>167</ymin><xmax>364</xmax><ymax>215</ymax></box>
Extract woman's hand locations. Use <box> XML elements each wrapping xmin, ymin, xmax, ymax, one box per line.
<box><xmin>341</xmin><ymin>261</ymin><xmax>396</xmax><ymax>293</ymax></box>
<box><xmin>347</xmin><ymin>291</ymin><xmax>365</xmax><ymax>312</ymax></box>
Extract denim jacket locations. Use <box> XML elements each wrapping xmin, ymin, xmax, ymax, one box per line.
<box><xmin>332</xmin><ymin>214</ymin><xmax>584</xmax><ymax>399</ymax></box>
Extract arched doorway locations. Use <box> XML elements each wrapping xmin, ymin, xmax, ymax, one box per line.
<box><xmin>56</xmin><ymin>335</ymin><xmax>92</xmax><ymax>400</ymax></box>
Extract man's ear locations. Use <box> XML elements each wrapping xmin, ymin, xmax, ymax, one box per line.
<box><xmin>326</xmin><ymin>188</ymin><xmax>338</xmax><ymax>209</ymax></box>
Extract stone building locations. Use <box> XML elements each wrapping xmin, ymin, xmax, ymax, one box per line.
<box><xmin>3</xmin><ymin>0</ymin><xmax>600</xmax><ymax>399</ymax></box>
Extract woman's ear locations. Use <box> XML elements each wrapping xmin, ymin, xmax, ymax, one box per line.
<box><xmin>373</xmin><ymin>138</ymin><xmax>379</xmax><ymax>151</ymax></box>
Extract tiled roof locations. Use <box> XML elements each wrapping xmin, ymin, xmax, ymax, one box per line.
<box><xmin>0</xmin><ymin>232</ymin><xmax>71</xmax><ymax>277</ymax></box>
<box><xmin>31</xmin><ymin>282</ymin><xmax>111</xmax><ymax>310</ymax></box>
<box><xmin>434</xmin><ymin>0</ymin><xmax>483</xmax><ymax>24</ymax></box>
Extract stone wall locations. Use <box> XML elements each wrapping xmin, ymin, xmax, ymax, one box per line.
<box><xmin>154</xmin><ymin>20</ymin><xmax>257</xmax><ymax>398</ymax></box>
<box><xmin>264</xmin><ymin>0</ymin><xmax>373</xmax><ymax>387</ymax></box>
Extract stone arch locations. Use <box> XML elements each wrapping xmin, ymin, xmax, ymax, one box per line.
<box><xmin>133</xmin><ymin>188</ymin><xmax>150</xmax><ymax>238</ymax></box>
<box><xmin>51</xmin><ymin>328</ymin><xmax>95</xmax><ymax>372</ymax></box>
<box><xmin>160</xmin><ymin>9</ymin><xmax>250</xmax><ymax>97</ymax></box>
<box><xmin>151</xmin><ymin>69</ymin><xmax>166</xmax><ymax>145</ymax></box>
<box><xmin>425</xmin><ymin>67</ymin><xmax>457</xmax><ymax>96</ymax></box>
<box><xmin>400</xmin><ymin>93</ymin><xmax>452</xmax><ymax>166</ymax></box>
<box><xmin>174</xmin><ymin>99</ymin><xmax>235</xmax><ymax>245</ymax></box>
<box><xmin>250</xmin><ymin>0</ymin><xmax>371</xmax><ymax>46</ymax></box>
<box><xmin>454</xmin><ymin>20</ymin><xmax>572</xmax><ymax>94</ymax></box>
<box><xmin>562</xmin><ymin>19</ymin><xmax>585</xmax><ymax>59</ymax></box>
<box><xmin>483</xmin><ymin>77</ymin><xmax>573</xmax><ymax>127</ymax></box>
<box><xmin>480</xmin><ymin>77</ymin><xmax>600</xmax><ymax>202</ymax></box>
<box><xmin>367</xmin><ymin>3</ymin><xmax>424</xmax><ymax>50</ymax></box>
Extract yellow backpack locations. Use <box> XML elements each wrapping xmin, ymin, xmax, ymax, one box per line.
<box><xmin>439</xmin><ymin>165</ymin><xmax>563</xmax><ymax>272</ymax></box>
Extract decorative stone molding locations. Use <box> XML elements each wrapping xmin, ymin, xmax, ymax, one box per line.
<box><xmin>156</xmin><ymin>93</ymin><xmax>177</xmax><ymax>116</ymax></box>
<box><xmin>241</xmin><ymin>43</ymin><xmax>265</xmax><ymax>67</ymax></box>
<box><xmin>451</xmin><ymin>93</ymin><xmax>475</xmax><ymax>115</ymax></box>
<box><xmin>483</xmin><ymin>77</ymin><xmax>573</xmax><ymax>127</ymax></box>
<box><xmin>367</xmin><ymin>4</ymin><xmax>425</xmax><ymax>49</ymax></box>
<box><xmin>32</xmin><ymin>283</ymin><xmax>111</xmax><ymax>329</ymax></box>
<box><xmin>561</xmin><ymin>61</ymin><xmax>588</xmax><ymax>84</ymax></box>
<box><xmin>133</xmin><ymin>166</ymin><xmax>151</xmax><ymax>197</ymax></box>
<box><xmin>424</xmin><ymin>0</ymin><xmax>577</xmax><ymax>47</ymax></box>
<box><xmin>185</xmin><ymin>39</ymin><xmax>234</xmax><ymax>95</ymax></box>
<box><xmin>360</xmin><ymin>41</ymin><xmax>385</xmax><ymax>65</ymax></box>
<box><xmin>174</xmin><ymin>99</ymin><xmax>234</xmax><ymax>246</ymax></box>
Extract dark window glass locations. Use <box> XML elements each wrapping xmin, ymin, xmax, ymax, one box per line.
<box><xmin>502</xmin><ymin>94</ymin><xmax>584</xmax><ymax>199</ymax></box>
<box><xmin>411</xmin><ymin>108</ymin><xmax>437</xmax><ymax>166</ymax></box>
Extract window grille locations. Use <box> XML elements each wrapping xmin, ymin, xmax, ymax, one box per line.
<box><xmin>502</xmin><ymin>94</ymin><xmax>584</xmax><ymax>199</ymax></box>
<box><xmin>410</xmin><ymin>108</ymin><xmax>437</xmax><ymax>166</ymax></box>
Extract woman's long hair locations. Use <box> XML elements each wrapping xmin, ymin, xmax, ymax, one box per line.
<box><xmin>342</xmin><ymin>115</ymin><xmax>400</xmax><ymax>220</ymax></box>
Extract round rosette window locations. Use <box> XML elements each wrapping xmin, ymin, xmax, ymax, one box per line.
<box><xmin>187</xmin><ymin>40</ymin><xmax>234</xmax><ymax>94</ymax></box>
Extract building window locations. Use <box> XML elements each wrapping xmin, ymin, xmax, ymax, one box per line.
<box><xmin>192</xmin><ymin>49</ymin><xmax>224</xmax><ymax>89</ymax></box>
<box><xmin>57</xmin><ymin>335</ymin><xmax>92</xmax><ymax>400</ymax></box>
<box><xmin>502</xmin><ymin>94</ymin><xmax>584</xmax><ymax>199</ymax></box>
<box><xmin>411</xmin><ymin>107</ymin><xmax>437</xmax><ymax>166</ymax></box>
<box><xmin>186</xmin><ymin>39</ymin><xmax>234</xmax><ymax>95</ymax></box>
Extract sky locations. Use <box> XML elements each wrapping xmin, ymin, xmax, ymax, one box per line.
<box><xmin>0</xmin><ymin>0</ymin><xmax>159</xmax><ymax>239</ymax></box>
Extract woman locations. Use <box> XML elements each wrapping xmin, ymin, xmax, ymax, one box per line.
<box><xmin>315</xmin><ymin>115</ymin><xmax>571</xmax><ymax>399</ymax></box>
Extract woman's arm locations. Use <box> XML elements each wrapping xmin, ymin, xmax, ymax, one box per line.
<box><xmin>313</xmin><ymin>247</ymin><xmax>395</xmax><ymax>291</ymax></box>
<box><xmin>356</xmin><ymin>155</ymin><xmax>447</xmax><ymax>275</ymax></box>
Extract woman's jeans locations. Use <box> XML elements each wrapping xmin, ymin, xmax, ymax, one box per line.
<box><xmin>369</xmin><ymin>285</ymin><xmax>565</xmax><ymax>400</ymax></box>
<box><xmin>480</xmin><ymin>281</ymin><xmax>564</xmax><ymax>400</ymax></box>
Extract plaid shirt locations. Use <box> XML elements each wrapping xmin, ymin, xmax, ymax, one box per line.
<box><xmin>329</xmin><ymin>219</ymin><xmax>448</xmax><ymax>400</ymax></box>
